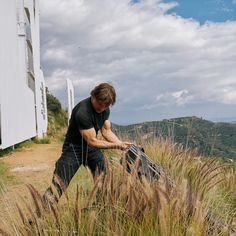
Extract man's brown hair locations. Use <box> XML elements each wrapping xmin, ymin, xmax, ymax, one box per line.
<box><xmin>91</xmin><ymin>83</ymin><xmax>116</xmax><ymax>106</ymax></box>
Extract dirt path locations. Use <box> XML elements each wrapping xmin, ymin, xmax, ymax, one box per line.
<box><xmin>0</xmin><ymin>143</ymin><xmax>62</xmax><ymax>226</ymax></box>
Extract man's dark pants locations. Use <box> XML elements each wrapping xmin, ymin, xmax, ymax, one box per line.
<box><xmin>43</xmin><ymin>142</ymin><xmax>105</xmax><ymax>203</ymax></box>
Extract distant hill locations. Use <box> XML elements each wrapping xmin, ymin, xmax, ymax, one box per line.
<box><xmin>112</xmin><ymin>116</ymin><xmax>236</xmax><ymax>159</ymax></box>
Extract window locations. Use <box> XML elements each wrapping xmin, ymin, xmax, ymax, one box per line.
<box><xmin>24</xmin><ymin>8</ymin><xmax>35</xmax><ymax>90</ymax></box>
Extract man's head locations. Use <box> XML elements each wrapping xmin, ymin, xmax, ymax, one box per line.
<box><xmin>91</xmin><ymin>83</ymin><xmax>116</xmax><ymax>113</ymax></box>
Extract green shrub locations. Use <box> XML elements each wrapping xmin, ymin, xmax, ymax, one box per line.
<box><xmin>45</xmin><ymin>90</ymin><xmax>68</xmax><ymax>141</ymax></box>
<box><xmin>0</xmin><ymin>162</ymin><xmax>14</xmax><ymax>193</ymax></box>
<box><xmin>47</xmin><ymin>110</ymin><xmax>67</xmax><ymax>138</ymax></box>
<box><xmin>46</xmin><ymin>92</ymin><xmax>62</xmax><ymax>113</ymax></box>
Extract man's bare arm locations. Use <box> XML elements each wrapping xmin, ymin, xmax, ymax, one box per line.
<box><xmin>80</xmin><ymin>126</ymin><xmax>129</xmax><ymax>150</ymax></box>
<box><xmin>101</xmin><ymin>120</ymin><xmax>132</xmax><ymax>148</ymax></box>
<box><xmin>101</xmin><ymin>120</ymin><xmax>121</xmax><ymax>143</ymax></box>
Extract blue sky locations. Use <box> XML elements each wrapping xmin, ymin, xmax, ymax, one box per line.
<box><xmin>40</xmin><ymin>0</ymin><xmax>236</xmax><ymax>124</ymax></box>
<box><xmin>163</xmin><ymin>0</ymin><xmax>236</xmax><ymax>24</ymax></box>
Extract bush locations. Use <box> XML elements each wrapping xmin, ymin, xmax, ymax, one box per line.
<box><xmin>47</xmin><ymin>110</ymin><xmax>67</xmax><ymax>140</ymax></box>
<box><xmin>46</xmin><ymin>92</ymin><xmax>62</xmax><ymax>113</ymax></box>
<box><xmin>45</xmin><ymin>90</ymin><xmax>68</xmax><ymax>141</ymax></box>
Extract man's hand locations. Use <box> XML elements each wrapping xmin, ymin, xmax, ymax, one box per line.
<box><xmin>116</xmin><ymin>141</ymin><xmax>133</xmax><ymax>151</ymax></box>
<box><xmin>80</xmin><ymin>128</ymin><xmax>133</xmax><ymax>150</ymax></box>
<box><xmin>101</xmin><ymin>120</ymin><xmax>133</xmax><ymax>150</ymax></box>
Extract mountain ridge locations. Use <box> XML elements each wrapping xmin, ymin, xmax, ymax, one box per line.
<box><xmin>112</xmin><ymin>116</ymin><xmax>236</xmax><ymax>159</ymax></box>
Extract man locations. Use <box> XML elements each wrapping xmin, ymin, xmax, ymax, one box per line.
<box><xmin>43</xmin><ymin>83</ymin><xmax>131</xmax><ymax>204</ymax></box>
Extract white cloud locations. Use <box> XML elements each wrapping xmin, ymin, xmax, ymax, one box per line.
<box><xmin>223</xmin><ymin>91</ymin><xmax>236</xmax><ymax>104</ymax></box>
<box><xmin>154</xmin><ymin>89</ymin><xmax>194</xmax><ymax>106</ymax></box>
<box><xmin>39</xmin><ymin>0</ymin><xmax>236</xmax><ymax>123</ymax></box>
<box><xmin>43</xmin><ymin>48</ymin><xmax>72</xmax><ymax>63</ymax></box>
<box><xmin>206</xmin><ymin>86</ymin><xmax>236</xmax><ymax>104</ymax></box>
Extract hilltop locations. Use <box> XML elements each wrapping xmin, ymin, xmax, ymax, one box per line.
<box><xmin>112</xmin><ymin>116</ymin><xmax>236</xmax><ymax>159</ymax></box>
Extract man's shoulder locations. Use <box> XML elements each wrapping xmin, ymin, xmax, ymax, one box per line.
<box><xmin>73</xmin><ymin>97</ymin><xmax>90</xmax><ymax>111</ymax></box>
<box><xmin>77</xmin><ymin>97</ymin><xmax>90</xmax><ymax>106</ymax></box>
<box><xmin>72</xmin><ymin>97</ymin><xmax>92</xmax><ymax>118</ymax></box>
<box><xmin>72</xmin><ymin>97</ymin><xmax>94</xmax><ymax>129</ymax></box>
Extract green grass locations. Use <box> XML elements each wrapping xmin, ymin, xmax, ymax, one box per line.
<box><xmin>0</xmin><ymin>147</ymin><xmax>13</xmax><ymax>158</ymax></box>
<box><xmin>32</xmin><ymin>137</ymin><xmax>51</xmax><ymax>144</ymax></box>
<box><xmin>68</xmin><ymin>166</ymin><xmax>94</xmax><ymax>193</ymax></box>
<box><xmin>0</xmin><ymin>162</ymin><xmax>14</xmax><ymax>194</ymax></box>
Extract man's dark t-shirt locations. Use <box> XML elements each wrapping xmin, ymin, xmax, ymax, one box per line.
<box><xmin>64</xmin><ymin>97</ymin><xmax>110</xmax><ymax>146</ymax></box>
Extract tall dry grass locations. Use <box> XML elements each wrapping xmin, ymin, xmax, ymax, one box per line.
<box><xmin>1</xmin><ymin>138</ymin><xmax>235</xmax><ymax>235</ymax></box>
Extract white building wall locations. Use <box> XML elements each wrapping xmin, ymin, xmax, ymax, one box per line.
<box><xmin>39</xmin><ymin>70</ymin><xmax>48</xmax><ymax>134</ymax></box>
<box><xmin>0</xmin><ymin>0</ymin><xmax>47</xmax><ymax>149</ymax></box>
<box><xmin>25</xmin><ymin>0</ymin><xmax>47</xmax><ymax>137</ymax></box>
<box><xmin>66</xmin><ymin>78</ymin><xmax>75</xmax><ymax>125</ymax></box>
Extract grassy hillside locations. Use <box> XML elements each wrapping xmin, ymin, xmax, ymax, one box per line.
<box><xmin>1</xmin><ymin>140</ymin><xmax>235</xmax><ymax>235</ymax></box>
<box><xmin>112</xmin><ymin>116</ymin><xmax>236</xmax><ymax>159</ymax></box>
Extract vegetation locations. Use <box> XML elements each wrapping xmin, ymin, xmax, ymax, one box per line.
<box><xmin>46</xmin><ymin>90</ymin><xmax>67</xmax><ymax>142</ymax></box>
<box><xmin>0</xmin><ymin>162</ymin><xmax>14</xmax><ymax>194</ymax></box>
<box><xmin>1</xmin><ymin>139</ymin><xmax>235</xmax><ymax>235</ymax></box>
<box><xmin>46</xmin><ymin>89</ymin><xmax>62</xmax><ymax>113</ymax></box>
<box><xmin>112</xmin><ymin>116</ymin><xmax>236</xmax><ymax>159</ymax></box>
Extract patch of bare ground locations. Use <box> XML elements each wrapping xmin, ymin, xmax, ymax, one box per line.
<box><xmin>0</xmin><ymin>143</ymin><xmax>62</xmax><ymax>227</ymax></box>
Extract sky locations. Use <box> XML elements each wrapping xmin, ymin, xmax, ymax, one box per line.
<box><xmin>39</xmin><ymin>0</ymin><xmax>236</xmax><ymax>125</ymax></box>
